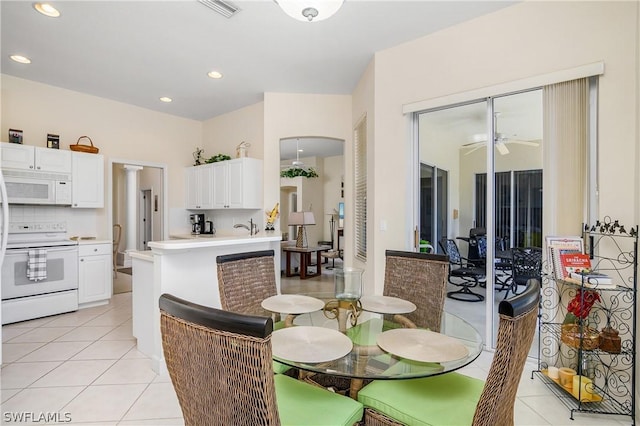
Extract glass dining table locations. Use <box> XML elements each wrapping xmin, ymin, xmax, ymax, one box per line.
<box><xmin>269</xmin><ymin>308</ymin><xmax>484</xmax><ymax>398</ymax></box>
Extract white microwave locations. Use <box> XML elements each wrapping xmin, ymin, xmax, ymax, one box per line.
<box><xmin>1</xmin><ymin>170</ymin><xmax>72</xmax><ymax>205</ymax></box>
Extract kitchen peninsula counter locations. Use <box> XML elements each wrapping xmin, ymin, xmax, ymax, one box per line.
<box><xmin>132</xmin><ymin>232</ymin><xmax>282</xmax><ymax>373</ymax></box>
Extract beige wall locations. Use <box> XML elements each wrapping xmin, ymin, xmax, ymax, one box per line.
<box><xmin>263</xmin><ymin>93</ymin><xmax>352</xmax><ymax>241</ymax></box>
<box><xmin>1</xmin><ymin>74</ymin><xmax>201</xmax><ymax>237</ymax></box>
<box><xmin>359</xmin><ymin>1</ymin><xmax>639</xmax><ymax>293</ymax></box>
<box><xmin>201</xmin><ymin>101</ymin><xmax>265</xmax><ymax>160</ymax></box>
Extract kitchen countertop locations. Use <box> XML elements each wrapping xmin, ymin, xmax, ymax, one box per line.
<box><xmin>150</xmin><ymin>232</ymin><xmax>282</xmax><ymax>251</ymax></box>
<box><xmin>75</xmin><ymin>239</ymin><xmax>111</xmax><ymax>245</ymax></box>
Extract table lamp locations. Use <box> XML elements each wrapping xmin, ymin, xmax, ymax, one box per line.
<box><xmin>289</xmin><ymin>211</ymin><xmax>315</xmax><ymax>248</ymax></box>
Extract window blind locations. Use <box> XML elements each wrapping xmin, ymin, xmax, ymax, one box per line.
<box><xmin>542</xmin><ymin>78</ymin><xmax>588</xmax><ymax>235</ymax></box>
<box><xmin>354</xmin><ymin>116</ymin><xmax>367</xmax><ymax>261</ymax></box>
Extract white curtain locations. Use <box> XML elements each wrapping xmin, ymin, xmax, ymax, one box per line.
<box><xmin>542</xmin><ymin>78</ymin><xmax>589</xmax><ymax>236</ymax></box>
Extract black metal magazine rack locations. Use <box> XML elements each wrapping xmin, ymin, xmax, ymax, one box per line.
<box><xmin>534</xmin><ymin>218</ymin><xmax>637</xmax><ymax>424</ymax></box>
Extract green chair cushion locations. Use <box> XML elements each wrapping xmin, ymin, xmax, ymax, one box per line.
<box><xmin>357</xmin><ymin>373</ymin><xmax>484</xmax><ymax>426</ymax></box>
<box><xmin>347</xmin><ymin>317</ymin><xmax>383</xmax><ymax>346</ymax></box>
<box><xmin>273</xmin><ymin>360</ymin><xmax>291</xmax><ymax>374</ymax></box>
<box><xmin>275</xmin><ymin>374</ymin><xmax>363</xmax><ymax>426</ymax></box>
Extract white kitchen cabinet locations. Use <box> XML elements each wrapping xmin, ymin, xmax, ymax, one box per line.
<box><xmin>1</xmin><ymin>142</ymin><xmax>72</xmax><ymax>173</ymax></box>
<box><xmin>78</xmin><ymin>242</ymin><xmax>112</xmax><ymax>306</ymax></box>
<box><xmin>185</xmin><ymin>163</ymin><xmax>214</xmax><ymax>209</ymax></box>
<box><xmin>72</xmin><ymin>151</ymin><xmax>104</xmax><ymax>208</ymax></box>
<box><xmin>211</xmin><ymin>158</ymin><xmax>262</xmax><ymax>209</ymax></box>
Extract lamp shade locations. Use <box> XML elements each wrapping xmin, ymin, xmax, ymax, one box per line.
<box><xmin>288</xmin><ymin>211</ymin><xmax>315</xmax><ymax>226</ymax></box>
<box><xmin>276</xmin><ymin>0</ymin><xmax>344</xmax><ymax>22</ymax></box>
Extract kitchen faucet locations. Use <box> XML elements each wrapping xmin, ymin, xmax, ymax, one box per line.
<box><xmin>234</xmin><ymin>219</ymin><xmax>259</xmax><ymax>235</ymax></box>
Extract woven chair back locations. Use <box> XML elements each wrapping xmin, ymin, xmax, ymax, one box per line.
<box><xmin>472</xmin><ymin>280</ymin><xmax>540</xmax><ymax>426</ymax></box>
<box><xmin>159</xmin><ymin>293</ymin><xmax>280</xmax><ymax>426</ymax></box>
<box><xmin>383</xmin><ymin>250</ymin><xmax>449</xmax><ymax>332</ymax></box>
<box><xmin>217</xmin><ymin>250</ymin><xmax>277</xmax><ymax>316</ymax></box>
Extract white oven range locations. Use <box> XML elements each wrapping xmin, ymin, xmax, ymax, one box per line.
<box><xmin>1</xmin><ymin>221</ymin><xmax>79</xmax><ymax>325</ymax></box>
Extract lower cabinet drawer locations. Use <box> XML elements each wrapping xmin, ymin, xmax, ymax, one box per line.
<box><xmin>79</xmin><ymin>243</ymin><xmax>111</xmax><ymax>257</ymax></box>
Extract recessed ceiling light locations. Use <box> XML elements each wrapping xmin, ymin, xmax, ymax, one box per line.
<box><xmin>34</xmin><ymin>3</ymin><xmax>61</xmax><ymax>18</ymax></box>
<box><xmin>10</xmin><ymin>55</ymin><xmax>31</xmax><ymax>64</ymax></box>
<box><xmin>207</xmin><ymin>71</ymin><xmax>223</xmax><ymax>79</ymax></box>
<box><xmin>159</xmin><ymin>97</ymin><xmax>172</xmax><ymax>103</ymax></box>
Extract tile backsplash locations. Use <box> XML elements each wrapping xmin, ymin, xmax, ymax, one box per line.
<box><xmin>8</xmin><ymin>205</ymin><xmax>97</xmax><ymax>237</ymax></box>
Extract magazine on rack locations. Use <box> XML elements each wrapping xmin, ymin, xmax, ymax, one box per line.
<box><xmin>545</xmin><ymin>236</ymin><xmax>584</xmax><ymax>280</ymax></box>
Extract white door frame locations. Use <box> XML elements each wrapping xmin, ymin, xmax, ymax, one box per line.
<box><xmin>107</xmin><ymin>158</ymin><xmax>169</xmax><ymax>252</ymax></box>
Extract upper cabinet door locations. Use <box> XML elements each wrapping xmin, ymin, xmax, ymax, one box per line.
<box><xmin>211</xmin><ymin>162</ymin><xmax>228</xmax><ymax>209</ymax></box>
<box><xmin>35</xmin><ymin>147</ymin><xmax>72</xmax><ymax>173</ymax></box>
<box><xmin>72</xmin><ymin>152</ymin><xmax>104</xmax><ymax>208</ymax></box>
<box><xmin>185</xmin><ymin>166</ymin><xmax>201</xmax><ymax>209</ymax></box>
<box><xmin>226</xmin><ymin>160</ymin><xmax>244</xmax><ymax>208</ymax></box>
<box><xmin>1</xmin><ymin>143</ymin><xmax>35</xmax><ymax>170</ymax></box>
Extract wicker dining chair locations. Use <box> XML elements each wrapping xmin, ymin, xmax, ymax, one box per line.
<box><xmin>357</xmin><ymin>279</ymin><xmax>540</xmax><ymax>426</ymax></box>
<box><xmin>217</xmin><ymin>250</ymin><xmax>295</xmax><ymax>374</ymax></box>
<box><xmin>216</xmin><ymin>250</ymin><xmax>279</xmax><ymax>317</ymax></box>
<box><xmin>383</xmin><ymin>250</ymin><xmax>449</xmax><ymax>332</ymax></box>
<box><xmin>159</xmin><ymin>293</ymin><xmax>364</xmax><ymax>426</ymax></box>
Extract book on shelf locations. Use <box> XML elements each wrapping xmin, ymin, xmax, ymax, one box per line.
<box><xmin>569</xmin><ymin>271</ymin><xmax>614</xmax><ymax>286</ymax></box>
<box><xmin>559</xmin><ymin>252</ymin><xmax>592</xmax><ymax>279</ymax></box>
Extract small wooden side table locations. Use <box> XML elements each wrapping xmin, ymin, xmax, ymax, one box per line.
<box><xmin>282</xmin><ymin>245</ymin><xmax>331</xmax><ymax>279</ymax></box>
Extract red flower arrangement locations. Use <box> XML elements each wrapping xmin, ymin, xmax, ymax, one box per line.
<box><xmin>564</xmin><ymin>288</ymin><xmax>601</xmax><ymax>324</ymax></box>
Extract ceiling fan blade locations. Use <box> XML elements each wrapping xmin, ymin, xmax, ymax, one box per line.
<box><xmin>495</xmin><ymin>141</ymin><xmax>509</xmax><ymax>155</ymax></box>
<box><xmin>463</xmin><ymin>144</ymin><xmax>485</xmax><ymax>156</ymax></box>
<box><xmin>505</xmin><ymin>139</ymin><xmax>539</xmax><ymax>147</ymax></box>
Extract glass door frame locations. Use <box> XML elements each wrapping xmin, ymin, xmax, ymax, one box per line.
<box><xmin>413</xmin><ymin>89</ymin><xmax>543</xmax><ymax>349</ymax></box>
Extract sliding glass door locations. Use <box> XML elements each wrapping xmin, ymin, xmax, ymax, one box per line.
<box><xmin>416</xmin><ymin>89</ymin><xmax>542</xmax><ymax>349</ymax></box>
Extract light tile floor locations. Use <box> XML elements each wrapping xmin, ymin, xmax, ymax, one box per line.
<box><xmin>0</xmin><ymin>268</ymin><xmax>632</xmax><ymax>425</ymax></box>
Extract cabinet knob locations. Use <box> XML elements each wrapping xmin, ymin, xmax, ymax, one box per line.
<box><xmin>30</xmin><ymin>165</ymin><xmax>34</xmax><ymax>169</ymax></box>
<box><xmin>94</xmin><ymin>248</ymin><xmax>98</xmax><ymax>252</ymax></box>
<box><xmin>80</xmin><ymin>259</ymin><xmax>84</xmax><ymax>262</ymax></box>
<box><xmin>36</xmin><ymin>166</ymin><xmax>41</xmax><ymax>170</ymax></box>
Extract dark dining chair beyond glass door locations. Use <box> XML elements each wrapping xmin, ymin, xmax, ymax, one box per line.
<box><xmin>357</xmin><ymin>279</ymin><xmax>540</xmax><ymax>426</ymax></box>
<box><xmin>159</xmin><ymin>294</ymin><xmax>364</xmax><ymax>426</ymax></box>
<box><xmin>511</xmin><ymin>247</ymin><xmax>543</xmax><ymax>296</ymax></box>
<box><xmin>439</xmin><ymin>238</ymin><xmax>486</xmax><ymax>302</ymax></box>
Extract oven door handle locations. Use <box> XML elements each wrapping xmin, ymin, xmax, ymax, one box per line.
<box><xmin>6</xmin><ymin>246</ymin><xmax>78</xmax><ymax>255</ymax></box>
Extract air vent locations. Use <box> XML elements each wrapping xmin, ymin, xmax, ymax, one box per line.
<box><xmin>198</xmin><ymin>0</ymin><xmax>240</xmax><ymax>18</ymax></box>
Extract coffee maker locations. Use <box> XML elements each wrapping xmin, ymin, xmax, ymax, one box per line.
<box><xmin>190</xmin><ymin>214</ymin><xmax>205</xmax><ymax>235</ymax></box>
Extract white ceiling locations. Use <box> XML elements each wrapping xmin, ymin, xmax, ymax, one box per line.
<box><xmin>280</xmin><ymin>136</ymin><xmax>343</xmax><ymax>160</ymax></box>
<box><xmin>1</xmin><ymin>0</ymin><xmax>515</xmax><ymax>122</ymax></box>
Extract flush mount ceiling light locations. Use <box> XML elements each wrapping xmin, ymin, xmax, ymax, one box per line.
<box><xmin>207</xmin><ymin>71</ymin><xmax>223</xmax><ymax>79</ymax></box>
<box><xmin>10</xmin><ymin>55</ymin><xmax>31</xmax><ymax>64</ymax></box>
<box><xmin>34</xmin><ymin>3</ymin><xmax>61</xmax><ymax>18</ymax></box>
<box><xmin>159</xmin><ymin>97</ymin><xmax>173</xmax><ymax>103</ymax></box>
<box><xmin>275</xmin><ymin>0</ymin><xmax>344</xmax><ymax>22</ymax></box>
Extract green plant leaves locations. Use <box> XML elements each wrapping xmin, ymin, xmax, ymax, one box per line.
<box><xmin>280</xmin><ymin>167</ymin><xmax>319</xmax><ymax>178</ymax></box>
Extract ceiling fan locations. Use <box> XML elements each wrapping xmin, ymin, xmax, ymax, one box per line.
<box><xmin>461</xmin><ymin>133</ymin><xmax>540</xmax><ymax>156</ymax></box>
<box><xmin>281</xmin><ymin>139</ymin><xmax>312</xmax><ymax>171</ymax></box>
